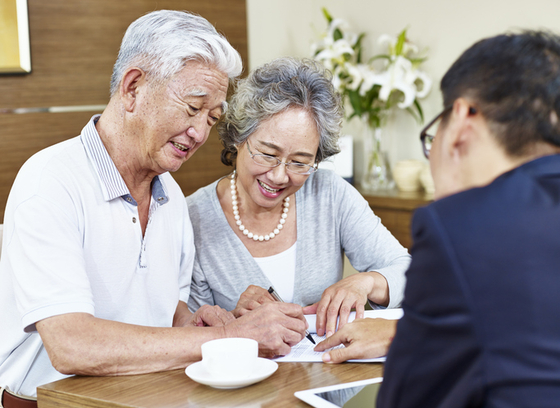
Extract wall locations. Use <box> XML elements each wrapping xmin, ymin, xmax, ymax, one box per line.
<box><xmin>247</xmin><ymin>0</ymin><xmax>560</xmax><ymax>182</ymax></box>
<box><xmin>0</xmin><ymin>0</ymin><xmax>247</xmax><ymax>221</ymax></box>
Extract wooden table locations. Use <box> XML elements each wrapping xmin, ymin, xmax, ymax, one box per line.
<box><xmin>37</xmin><ymin>362</ymin><xmax>383</xmax><ymax>407</ymax></box>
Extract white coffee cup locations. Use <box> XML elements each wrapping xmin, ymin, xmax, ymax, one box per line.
<box><xmin>201</xmin><ymin>338</ymin><xmax>258</xmax><ymax>379</ymax></box>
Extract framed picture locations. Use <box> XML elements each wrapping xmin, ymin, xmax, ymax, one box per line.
<box><xmin>0</xmin><ymin>0</ymin><xmax>31</xmax><ymax>74</ymax></box>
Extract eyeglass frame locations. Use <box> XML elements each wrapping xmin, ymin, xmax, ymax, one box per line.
<box><xmin>420</xmin><ymin>105</ymin><xmax>452</xmax><ymax>159</ymax></box>
<box><xmin>420</xmin><ymin>105</ymin><xmax>478</xmax><ymax>159</ymax></box>
<box><xmin>245</xmin><ymin>139</ymin><xmax>318</xmax><ymax>175</ymax></box>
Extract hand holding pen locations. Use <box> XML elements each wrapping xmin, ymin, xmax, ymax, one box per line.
<box><xmin>268</xmin><ymin>286</ymin><xmax>316</xmax><ymax>345</ymax></box>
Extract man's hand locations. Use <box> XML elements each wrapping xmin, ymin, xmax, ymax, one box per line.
<box><xmin>187</xmin><ymin>304</ymin><xmax>236</xmax><ymax>327</ymax></box>
<box><xmin>225</xmin><ymin>302</ymin><xmax>308</xmax><ymax>358</ymax></box>
<box><xmin>173</xmin><ymin>301</ymin><xmax>234</xmax><ymax>327</ymax></box>
<box><xmin>232</xmin><ymin>285</ymin><xmax>275</xmax><ymax>317</ymax></box>
<box><xmin>314</xmin><ymin>318</ymin><xmax>397</xmax><ymax>363</ymax></box>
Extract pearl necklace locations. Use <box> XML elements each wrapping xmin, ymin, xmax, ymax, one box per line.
<box><xmin>230</xmin><ymin>170</ymin><xmax>290</xmax><ymax>242</ymax></box>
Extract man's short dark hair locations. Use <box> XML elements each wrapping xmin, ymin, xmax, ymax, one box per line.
<box><xmin>441</xmin><ymin>30</ymin><xmax>560</xmax><ymax>156</ymax></box>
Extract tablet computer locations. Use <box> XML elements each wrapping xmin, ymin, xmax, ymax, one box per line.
<box><xmin>294</xmin><ymin>377</ymin><xmax>383</xmax><ymax>407</ymax></box>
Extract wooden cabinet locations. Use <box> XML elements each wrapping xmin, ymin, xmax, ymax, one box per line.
<box><xmin>358</xmin><ymin>188</ymin><xmax>433</xmax><ymax>249</ymax></box>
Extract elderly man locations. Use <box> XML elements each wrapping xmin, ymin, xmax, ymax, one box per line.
<box><xmin>0</xmin><ymin>10</ymin><xmax>307</xmax><ymax>404</ymax></box>
<box><xmin>316</xmin><ymin>31</ymin><xmax>560</xmax><ymax>407</ymax></box>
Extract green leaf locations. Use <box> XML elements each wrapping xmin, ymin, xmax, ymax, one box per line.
<box><xmin>409</xmin><ymin>57</ymin><xmax>428</xmax><ymax>64</ymax></box>
<box><xmin>395</xmin><ymin>28</ymin><xmax>408</xmax><ymax>56</ymax></box>
<box><xmin>413</xmin><ymin>99</ymin><xmax>425</xmax><ymax>123</ymax></box>
<box><xmin>354</xmin><ymin>33</ymin><xmax>366</xmax><ymax>49</ymax></box>
<box><xmin>354</xmin><ymin>33</ymin><xmax>366</xmax><ymax>63</ymax></box>
<box><xmin>322</xmin><ymin>8</ymin><xmax>333</xmax><ymax>23</ymax></box>
<box><xmin>333</xmin><ymin>28</ymin><xmax>343</xmax><ymax>41</ymax></box>
<box><xmin>347</xmin><ymin>89</ymin><xmax>364</xmax><ymax>118</ymax></box>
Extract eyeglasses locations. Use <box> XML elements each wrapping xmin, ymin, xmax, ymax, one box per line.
<box><xmin>246</xmin><ymin>140</ymin><xmax>318</xmax><ymax>175</ymax></box>
<box><xmin>420</xmin><ymin>105</ymin><xmax>452</xmax><ymax>159</ymax></box>
<box><xmin>420</xmin><ymin>105</ymin><xmax>478</xmax><ymax>159</ymax></box>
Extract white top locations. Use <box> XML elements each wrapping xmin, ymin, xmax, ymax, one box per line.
<box><xmin>0</xmin><ymin>115</ymin><xmax>194</xmax><ymax>396</ymax></box>
<box><xmin>254</xmin><ymin>243</ymin><xmax>297</xmax><ymax>303</ymax></box>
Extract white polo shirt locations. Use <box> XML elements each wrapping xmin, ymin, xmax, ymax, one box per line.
<box><xmin>0</xmin><ymin>115</ymin><xmax>194</xmax><ymax>396</ymax></box>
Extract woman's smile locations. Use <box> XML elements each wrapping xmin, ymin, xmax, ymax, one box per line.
<box><xmin>257</xmin><ymin>179</ymin><xmax>284</xmax><ymax>197</ymax></box>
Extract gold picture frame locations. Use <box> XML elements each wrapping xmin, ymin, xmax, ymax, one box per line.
<box><xmin>0</xmin><ymin>0</ymin><xmax>31</xmax><ymax>73</ymax></box>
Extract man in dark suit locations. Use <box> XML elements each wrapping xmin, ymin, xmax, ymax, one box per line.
<box><xmin>317</xmin><ymin>31</ymin><xmax>560</xmax><ymax>407</ymax></box>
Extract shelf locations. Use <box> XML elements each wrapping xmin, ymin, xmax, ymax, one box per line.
<box><xmin>356</xmin><ymin>187</ymin><xmax>433</xmax><ymax>249</ymax></box>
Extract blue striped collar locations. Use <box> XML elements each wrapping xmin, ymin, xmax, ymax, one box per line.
<box><xmin>81</xmin><ymin>115</ymin><xmax>169</xmax><ymax>206</ymax></box>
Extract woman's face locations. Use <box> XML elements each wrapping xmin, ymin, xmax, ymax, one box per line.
<box><xmin>235</xmin><ymin>107</ymin><xmax>320</xmax><ymax>210</ymax></box>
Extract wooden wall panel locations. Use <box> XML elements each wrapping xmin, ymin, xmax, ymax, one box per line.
<box><xmin>0</xmin><ymin>0</ymin><xmax>247</xmax><ymax>221</ymax></box>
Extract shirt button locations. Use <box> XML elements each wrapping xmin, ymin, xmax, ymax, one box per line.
<box><xmin>132</xmin><ymin>217</ymin><xmax>137</xmax><ymax>223</ymax></box>
<box><xmin>157</xmin><ymin>197</ymin><xmax>164</xmax><ymax>202</ymax></box>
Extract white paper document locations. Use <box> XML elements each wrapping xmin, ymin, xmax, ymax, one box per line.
<box><xmin>274</xmin><ymin>308</ymin><xmax>403</xmax><ymax>363</ymax></box>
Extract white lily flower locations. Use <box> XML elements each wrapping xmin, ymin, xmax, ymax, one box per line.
<box><xmin>359</xmin><ymin>67</ymin><xmax>388</xmax><ymax>96</ymax></box>
<box><xmin>378</xmin><ymin>33</ymin><xmax>418</xmax><ymax>56</ymax></box>
<box><xmin>403</xmin><ymin>42</ymin><xmax>419</xmax><ymax>55</ymax></box>
<box><xmin>345</xmin><ymin>32</ymin><xmax>359</xmax><ymax>48</ymax></box>
<box><xmin>331</xmin><ymin>65</ymin><xmax>346</xmax><ymax>93</ymax></box>
<box><xmin>312</xmin><ymin>11</ymin><xmax>431</xmax><ymax>126</ymax></box>
<box><xmin>315</xmin><ymin>39</ymin><xmax>354</xmax><ymax>64</ymax></box>
<box><xmin>378</xmin><ymin>34</ymin><xmax>395</xmax><ymax>47</ymax></box>
<box><xmin>346</xmin><ymin>63</ymin><xmax>366</xmax><ymax>91</ymax></box>
<box><xmin>414</xmin><ymin>70</ymin><xmax>432</xmax><ymax>98</ymax></box>
<box><xmin>378</xmin><ymin>56</ymin><xmax>417</xmax><ymax>108</ymax></box>
<box><xmin>328</xmin><ymin>18</ymin><xmax>349</xmax><ymax>39</ymax></box>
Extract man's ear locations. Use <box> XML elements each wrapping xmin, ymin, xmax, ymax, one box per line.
<box><xmin>119</xmin><ymin>68</ymin><xmax>146</xmax><ymax>112</ymax></box>
<box><xmin>446</xmin><ymin>97</ymin><xmax>477</xmax><ymax>158</ymax></box>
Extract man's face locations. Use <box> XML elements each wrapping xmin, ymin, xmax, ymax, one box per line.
<box><xmin>133</xmin><ymin>60</ymin><xmax>229</xmax><ymax>174</ymax></box>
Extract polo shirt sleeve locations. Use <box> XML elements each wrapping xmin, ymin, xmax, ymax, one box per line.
<box><xmin>8</xmin><ymin>191</ymin><xmax>94</xmax><ymax>333</ymax></box>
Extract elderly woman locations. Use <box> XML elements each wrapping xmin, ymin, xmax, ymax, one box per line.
<box><xmin>187</xmin><ymin>57</ymin><xmax>410</xmax><ymax>337</ymax></box>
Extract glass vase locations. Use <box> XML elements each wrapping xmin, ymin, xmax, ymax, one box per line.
<box><xmin>361</xmin><ymin>125</ymin><xmax>394</xmax><ymax>191</ymax></box>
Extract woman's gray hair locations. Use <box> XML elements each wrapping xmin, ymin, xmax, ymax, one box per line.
<box><xmin>110</xmin><ymin>10</ymin><xmax>242</xmax><ymax>96</ymax></box>
<box><xmin>218</xmin><ymin>57</ymin><xmax>343</xmax><ymax>166</ymax></box>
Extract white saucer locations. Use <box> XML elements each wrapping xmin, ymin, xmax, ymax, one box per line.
<box><xmin>185</xmin><ymin>358</ymin><xmax>278</xmax><ymax>389</ymax></box>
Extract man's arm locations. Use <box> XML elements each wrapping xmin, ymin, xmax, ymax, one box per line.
<box><xmin>36</xmin><ymin>301</ymin><xmax>308</xmax><ymax>376</ymax></box>
<box><xmin>37</xmin><ymin>313</ymin><xmax>224</xmax><ymax>376</ymax></box>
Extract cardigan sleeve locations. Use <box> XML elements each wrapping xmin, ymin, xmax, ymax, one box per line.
<box><xmin>334</xmin><ymin>174</ymin><xmax>411</xmax><ymax>308</ymax></box>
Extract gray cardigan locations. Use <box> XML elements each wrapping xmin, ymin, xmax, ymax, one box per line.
<box><xmin>186</xmin><ymin>169</ymin><xmax>410</xmax><ymax>312</ymax></box>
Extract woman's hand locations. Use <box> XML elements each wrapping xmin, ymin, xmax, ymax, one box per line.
<box><xmin>302</xmin><ymin>272</ymin><xmax>389</xmax><ymax>337</ymax></box>
<box><xmin>314</xmin><ymin>318</ymin><xmax>397</xmax><ymax>363</ymax></box>
<box><xmin>232</xmin><ymin>285</ymin><xmax>275</xmax><ymax>317</ymax></box>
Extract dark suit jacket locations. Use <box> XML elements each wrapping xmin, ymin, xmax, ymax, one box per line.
<box><xmin>378</xmin><ymin>155</ymin><xmax>560</xmax><ymax>408</ymax></box>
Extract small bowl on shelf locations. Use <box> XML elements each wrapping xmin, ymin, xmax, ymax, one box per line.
<box><xmin>393</xmin><ymin>160</ymin><xmax>423</xmax><ymax>192</ymax></box>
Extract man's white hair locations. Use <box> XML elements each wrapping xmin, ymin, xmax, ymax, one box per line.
<box><xmin>109</xmin><ymin>10</ymin><xmax>242</xmax><ymax>96</ymax></box>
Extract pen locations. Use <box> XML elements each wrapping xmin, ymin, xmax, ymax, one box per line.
<box><xmin>268</xmin><ymin>286</ymin><xmax>316</xmax><ymax>345</ymax></box>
